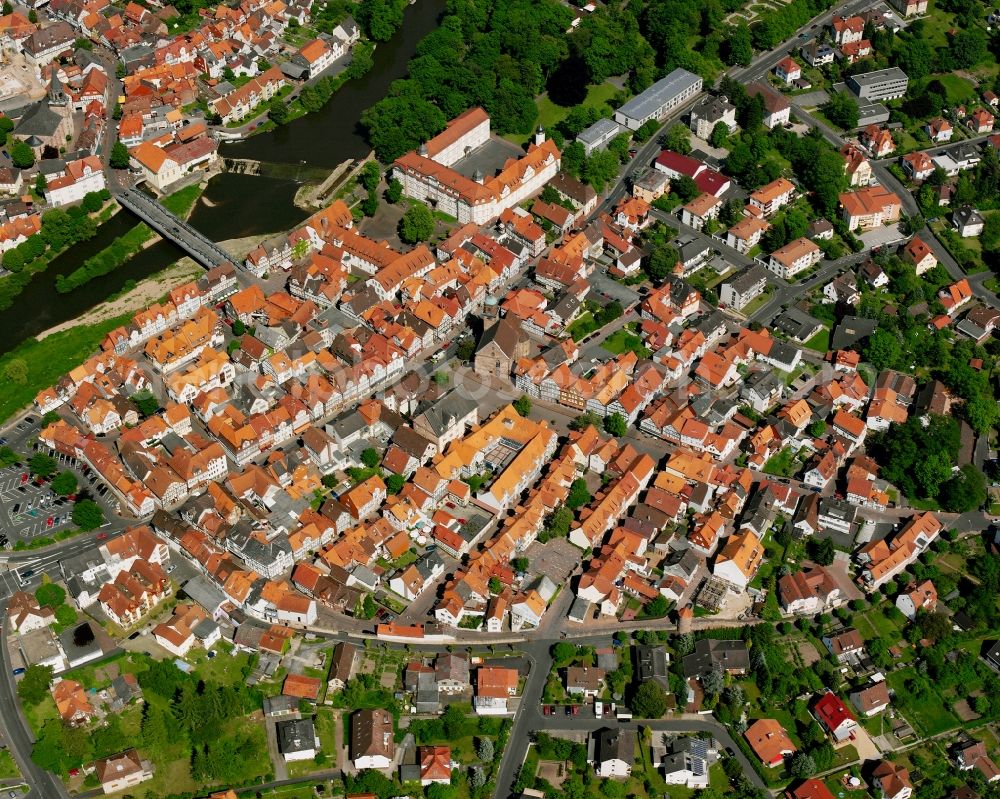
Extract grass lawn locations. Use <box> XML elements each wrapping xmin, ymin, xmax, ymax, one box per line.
<box><xmin>532</xmin><ymin>82</ymin><xmax>620</xmax><ymax>139</ymax></box>
<box><xmin>763</xmin><ymin>447</ymin><xmax>797</xmax><ymax>477</ymax></box>
<box><xmin>0</xmin><ymin>748</ymin><xmax>19</xmax><ymax>779</ymax></box>
<box><xmin>803</xmin><ymin>327</ymin><xmax>830</xmax><ymax>353</ymax></box>
<box><xmin>567</xmin><ymin>311</ymin><xmax>597</xmax><ymax>342</ymax></box>
<box><xmin>886</xmin><ymin>667</ymin><xmax>960</xmax><ymax>735</ymax></box>
<box><xmin>23</xmin><ymin>696</ymin><xmax>58</xmax><ymax>735</ymax></box>
<box><xmin>160</xmin><ymin>183</ymin><xmax>205</xmax><ymax>217</ymax></box>
<box><xmin>602</xmin><ymin>329</ymin><xmax>652</xmax><ymax>358</ymax></box>
<box><xmin>189</xmin><ymin>647</ymin><xmax>252</xmax><ymax>686</ymax></box>
<box><xmin>857</xmin><ymin>605</ymin><xmax>906</xmax><ymax>645</ymax></box>
<box><xmin>931</xmin><ymin>73</ymin><xmax>977</xmax><ymax>106</ymax></box>
<box><xmin>740</xmin><ymin>289</ymin><xmax>773</xmax><ymax>317</ymax></box>
<box><xmin>0</xmin><ymin>313</ymin><xmax>134</xmax><ymax>424</ymax></box>
<box><xmin>63</xmin><ymin>652</ymin><xmax>127</xmax><ymax>690</ymax></box>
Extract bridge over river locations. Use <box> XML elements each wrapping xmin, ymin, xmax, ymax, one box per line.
<box><xmin>115</xmin><ymin>188</ymin><xmax>238</xmax><ymax>269</ymax></box>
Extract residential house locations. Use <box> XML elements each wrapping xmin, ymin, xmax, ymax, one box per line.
<box><xmin>745</xmin><ymin>719</ymin><xmax>796</xmax><ymax>767</ymax></box>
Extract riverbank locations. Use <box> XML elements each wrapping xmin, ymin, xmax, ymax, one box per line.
<box><xmin>0</xmin><ymin>196</ymin><xmax>119</xmax><ymax>311</ymax></box>
<box><xmin>293</xmin><ymin>157</ymin><xmax>363</xmax><ymax>211</ymax></box>
<box><xmin>37</xmin><ymin>232</ymin><xmax>262</xmax><ymax>341</ymax></box>
<box><xmin>0</xmin><ymin>313</ymin><xmax>135</xmax><ymax>424</ymax></box>
<box><xmin>55</xmin><ymin>183</ymin><xmax>205</xmax><ymax>294</ymax></box>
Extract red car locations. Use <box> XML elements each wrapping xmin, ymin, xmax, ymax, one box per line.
<box><xmin>20</xmin><ymin>473</ymin><xmax>28</xmax><ymax>483</ymax></box>
<box><xmin>543</xmin><ymin>705</ymin><xmax>552</xmax><ymax>716</ymax></box>
<box><xmin>46</xmin><ymin>516</ymin><xmax>53</xmax><ymax>528</ymax></box>
<box><xmin>571</xmin><ymin>705</ymin><xmax>580</xmax><ymax>716</ymax></box>
<box><xmin>96</xmin><ymin>532</ymin><xmax>108</xmax><ymax>541</ymax></box>
<box><xmin>445</xmin><ymin>501</ymin><xmax>456</xmax><ymax>509</ymax></box>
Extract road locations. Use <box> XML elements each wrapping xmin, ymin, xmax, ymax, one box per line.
<box><xmin>0</xmin><ymin>595</ymin><xmax>73</xmax><ymax>799</ymax></box>
<box><xmin>115</xmin><ymin>188</ymin><xmax>237</xmax><ymax>269</ymax></box>
<box><xmin>780</xmin><ymin>86</ymin><xmax>1000</xmax><ymax>319</ymax></box>
<box><xmin>488</xmin><ymin>636</ymin><xmax>768</xmax><ymax>799</ymax></box>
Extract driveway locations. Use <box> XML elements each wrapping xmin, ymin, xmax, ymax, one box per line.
<box><xmin>848</xmin><ymin>726</ymin><xmax>881</xmax><ymax>763</ymax></box>
<box><xmin>826</xmin><ymin>552</ymin><xmax>864</xmax><ymax>602</ymax></box>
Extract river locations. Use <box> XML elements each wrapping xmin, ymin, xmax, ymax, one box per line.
<box><xmin>0</xmin><ymin>0</ymin><xmax>447</xmax><ymax>356</ymax></box>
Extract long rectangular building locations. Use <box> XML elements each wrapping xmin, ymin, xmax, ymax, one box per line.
<box><xmin>847</xmin><ymin>68</ymin><xmax>908</xmax><ymax>101</ymax></box>
<box><xmin>393</xmin><ymin>109</ymin><xmax>560</xmax><ymax>225</ymax></box>
<box><xmin>614</xmin><ymin>69</ymin><xmax>703</xmax><ymax>131</ymax></box>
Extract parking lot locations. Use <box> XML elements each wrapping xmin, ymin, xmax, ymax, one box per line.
<box><xmin>524</xmin><ymin>538</ymin><xmax>582</xmax><ymax>587</ymax></box>
<box><xmin>0</xmin><ymin>412</ymin><xmax>118</xmax><ymax>548</ymax></box>
<box><xmin>0</xmin><ymin>462</ymin><xmax>75</xmax><ymax>545</ymax></box>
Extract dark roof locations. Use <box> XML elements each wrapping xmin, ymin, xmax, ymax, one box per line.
<box><xmin>14</xmin><ymin>101</ymin><xmax>64</xmax><ymax>138</ymax></box>
<box><xmin>476</xmin><ymin>316</ymin><xmax>525</xmax><ymax>359</ymax></box>
<box><xmin>682</xmin><ymin>638</ymin><xmax>750</xmax><ymax>679</ymax></box>
<box><xmin>276</xmin><ymin>718</ymin><xmax>316</xmax><ymax>753</ymax></box>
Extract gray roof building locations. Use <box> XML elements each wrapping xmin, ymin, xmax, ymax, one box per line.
<box><xmin>615</xmin><ymin>68</ymin><xmax>703</xmax><ymax>130</ymax></box>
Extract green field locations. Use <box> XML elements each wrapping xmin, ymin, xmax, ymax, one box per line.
<box><xmin>524</xmin><ymin>81</ymin><xmax>621</xmax><ymax>142</ymax></box>
<box><xmin>803</xmin><ymin>327</ymin><xmax>830</xmax><ymax>353</ymax></box>
<box><xmin>886</xmin><ymin>667</ymin><xmax>960</xmax><ymax>735</ymax></box>
<box><xmin>0</xmin><ymin>313</ymin><xmax>134</xmax><ymax>424</ymax></box>
<box><xmin>763</xmin><ymin>447</ymin><xmax>798</xmax><ymax>477</ymax></box>
<box><xmin>602</xmin><ymin>329</ymin><xmax>652</xmax><ymax>357</ymax></box>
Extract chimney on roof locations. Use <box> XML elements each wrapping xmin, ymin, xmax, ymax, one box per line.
<box><xmin>418</xmin><ymin>143</ymin><xmax>428</xmax><ymax>157</ymax></box>
<box><xmin>534</xmin><ymin>125</ymin><xmax>545</xmax><ymax>146</ymax></box>
<box><xmin>473</xmin><ymin>169</ymin><xmax>484</xmax><ymax>184</ymax></box>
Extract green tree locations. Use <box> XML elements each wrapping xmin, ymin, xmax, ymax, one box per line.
<box><xmin>709</xmin><ymin>121</ymin><xmax>730</xmax><ymax>148</ymax></box>
<box><xmin>789</xmin><ymin>752</ymin><xmax>817</xmax><ymax>778</ymax></box>
<box><xmin>963</xmin><ymin>394</ymin><xmax>999</xmax><ymax>436</ymax></box>
<box><xmin>808</xmin><ymin>420</ymin><xmax>826</xmax><ymax>438</ymax></box>
<box><xmin>488</xmin><ymin>576</ymin><xmax>503</xmax><ymax>595</ymax></box>
<box><xmin>10</xmin><ymin>140</ymin><xmax>35</xmax><ymax>168</ymax></box>
<box><xmin>267</xmin><ymin>97</ymin><xmax>290</xmax><ymax>125</ymax></box>
<box><xmin>645</xmin><ymin>244</ymin><xmax>679</xmax><ymax>283</ymax></box>
<box><xmin>632</xmin><ymin>681</ymin><xmax>667</xmax><ymax>718</ymax></box>
<box><xmin>399</xmin><ymin>203</ymin><xmax>435</xmax><ymax>244</ymax></box>
<box><xmin>362</xmin><ymin>95</ymin><xmax>446</xmax><ymax>162</ymax></box>
<box><xmin>110</xmin><ymin>140</ymin><xmax>130</xmax><ymax>169</ymax></box>
<box><xmin>17</xmin><ymin>665</ymin><xmax>53</xmax><ymax>706</ymax></box>
<box><xmin>360</xmin><ymin>448</ymin><xmax>380</xmax><ymax>468</ymax></box>
<box><xmin>386</xmin><ymin>473</ymin><xmax>405</xmax><ymax>494</ymax></box>
<box><xmin>672</xmin><ymin>174</ymin><xmax>699</xmax><ymax>203</ymax></box>
<box><xmin>822</xmin><ymin>92</ymin><xmax>859</xmax><ymax>130</ymax></box>
<box><xmin>28</xmin><ymin>453</ymin><xmax>57</xmax><ymax>478</ymax></box>
<box><xmin>543</xmin><ymin>506</ymin><xmax>574</xmax><ymax>540</ymax></box>
<box><xmin>513</xmin><ymin>395</ymin><xmax>532</xmax><ymax>417</ymax></box>
<box><xmin>583</xmin><ymin>149</ymin><xmax>620</xmax><ymax>192</ymax></box>
<box><xmin>385</xmin><ymin>178</ymin><xmax>403</xmax><ymax>204</ymax></box>
<box><xmin>807</xmin><ymin>537</ymin><xmax>835</xmax><ymax>566</ymax></box>
<box><xmin>72</xmin><ymin>499</ymin><xmax>104</xmax><ymax>531</ymax></box>
<box><xmin>552</xmin><ymin>641</ymin><xmax>576</xmax><ymax>664</ymax></box>
<box><xmin>566</xmin><ymin>478</ymin><xmax>591</xmax><ymax>510</ymax></box>
<box><xmin>864</xmin><ymin>328</ymin><xmax>902</xmax><ymax>370</ymax></box>
<box><xmin>54</xmin><ymin>604</ymin><xmax>77</xmax><ymax>627</ymax></box>
<box><xmin>35</xmin><ymin>583</ymin><xmax>66</xmax><ymax>608</ymax></box>
<box><xmin>51</xmin><ymin>471</ymin><xmax>77</xmax><ymax>497</ymax></box>
<box><xmin>725</xmin><ymin>22</ymin><xmax>753</xmax><ymax>66</ymax></box>
<box><xmin>131</xmin><ymin>389</ymin><xmax>160</xmax><ymax>417</ymax></box>
<box><xmin>603</xmin><ymin>412</ymin><xmax>628</xmax><ymax>437</ymax></box>
<box><xmin>0</xmin><ymin>446</ymin><xmax>18</xmax><ymax>466</ymax></box>
<box><xmin>663</xmin><ymin>124</ymin><xmax>692</xmax><ymax>155</ymax></box>
<box><xmin>360</xmin><ymin>161</ymin><xmax>381</xmax><ymax>194</ymax></box>
<box><xmin>456</xmin><ymin>338</ymin><xmax>476</xmax><ymax>362</ymax></box>
<box><xmin>939</xmin><ymin>464</ymin><xmax>986</xmax><ymax>513</ymax></box>
<box><xmin>642</xmin><ymin>594</ymin><xmax>669</xmax><ymax>618</ymax></box>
